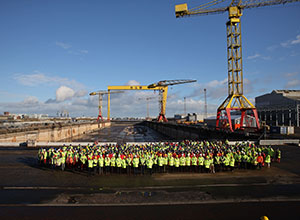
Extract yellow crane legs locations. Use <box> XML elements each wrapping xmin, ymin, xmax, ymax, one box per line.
<box><xmin>107</xmin><ymin>91</ymin><xmax>110</xmax><ymax>121</ymax></box>
<box><xmin>216</xmin><ymin>8</ymin><xmax>260</xmax><ymax>132</ymax></box>
<box><xmin>157</xmin><ymin>87</ymin><xmax>168</xmax><ymax>122</ymax></box>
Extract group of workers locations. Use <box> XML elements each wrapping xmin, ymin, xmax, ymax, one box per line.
<box><xmin>37</xmin><ymin>140</ymin><xmax>281</xmax><ymax>175</ymax></box>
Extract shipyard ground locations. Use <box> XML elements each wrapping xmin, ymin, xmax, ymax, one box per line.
<box><xmin>0</xmin><ymin>123</ymin><xmax>300</xmax><ymax>220</ymax></box>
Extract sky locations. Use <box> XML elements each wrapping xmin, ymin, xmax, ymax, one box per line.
<box><xmin>0</xmin><ymin>0</ymin><xmax>299</xmax><ymax>118</ymax></box>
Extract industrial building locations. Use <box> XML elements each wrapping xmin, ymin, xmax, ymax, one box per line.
<box><xmin>255</xmin><ymin>90</ymin><xmax>300</xmax><ymax>127</ymax></box>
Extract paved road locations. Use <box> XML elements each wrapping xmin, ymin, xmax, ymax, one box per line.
<box><xmin>0</xmin><ymin>123</ymin><xmax>300</xmax><ymax>219</ymax></box>
<box><xmin>73</xmin><ymin>122</ymin><xmax>173</xmax><ymax>143</ymax></box>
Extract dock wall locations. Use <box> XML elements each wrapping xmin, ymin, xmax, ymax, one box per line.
<box><xmin>0</xmin><ymin>122</ymin><xmax>111</xmax><ymax>143</ymax></box>
<box><xmin>144</xmin><ymin>121</ymin><xmax>259</xmax><ymax>141</ymax></box>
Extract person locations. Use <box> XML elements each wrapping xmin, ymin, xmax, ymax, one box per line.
<box><xmin>276</xmin><ymin>148</ymin><xmax>281</xmax><ymax>163</ymax></box>
<box><xmin>110</xmin><ymin>154</ymin><xmax>116</xmax><ymax>173</ymax></box>
<box><xmin>105</xmin><ymin>154</ymin><xmax>111</xmax><ymax>174</ymax></box>
<box><xmin>185</xmin><ymin>153</ymin><xmax>191</xmax><ymax>172</ymax></box>
<box><xmin>180</xmin><ymin>154</ymin><xmax>186</xmax><ymax>172</ymax></box>
<box><xmin>229</xmin><ymin>155</ymin><xmax>235</xmax><ymax>172</ymax></box>
<box><xmin>169</xmin><ymin>155</ymin><xmax>174</xmax><ymax>173</ymax></box>
<box><xmin>252</xmin><ymin>153</ymin><xmax>258</xmax><ymax>170</ymax></box>
<box><xmin>191</xmin><ymin>154</ymin><xmax>197</xmax><ymax>172</ymax></box>
<box><xmin>140</xmin><ymin>155</ymin><xmax>146</xmax><ymax>175</ymax></box>
<box><xmin>174</xmin><ymin>155</ymin><xmax>180</xmax><ymax>172</ymax></box>
<box><xmin>98</xmin><ymin>154</ymin><xmax>104</xmax><ymax>174</ymax></box>
<box><xmin>93</xmin><ymin>153</ymin><xmax>98</xmax><ymax>174</ymax></box>
<box><xmin>121</xmin><ymin>156</ymin><xmax>127</xmax><ymax>174</ymax></box>
<box><xmin>257</xmin><ymin>153</ymin><xmax>264</xmax><ymax>169</ymax></box>
<box><xmin>198</xmin><ymin>154</ymin><xmax>204</xmax><ymax>173</ymax></box>
<box><xmin>204</xmin><ymin>155</ymin><xmax>210</xmax><ymax>173</ymax></box>
<box><xmin>80</xmin><ymin>153</ymin><xmax>87</xmax><ymax>171</ymax></box>
<box><xmin>126</xmin><ymin>155</ymin><xmax>132</xmax><ymax>175</ymax></box>
<box><xmin>223</xmin><ymin>154</ymin><xmax>229</xmax><ymax>171</ymax></box>
<box><xmin>158</xmin><ymin>154</ymin><xmax>164</xmax><ymax>173</ymax></box>
<box><xmin>61</xmin><ymin>150</ymin><xmax>66</xmax><ymax>171</ymax></box>
<box><xmin>88</xmin><ymin>154</ymin><xmax>94</xmax><ymax>176</ymax></box>
<box><xmin>116</xmin><ymin>155</ymin><xmax>122</xmax><ymax>174</ymax></box>
<box><xmin>43</xmin><ymin>149</ymin><xmax>48</xmax><ymax>166</ymax></box>
<box><xmin>146</xmin><ymin>156</ymin><xmax>153</xmax><ymax>175</ymax></box>
<box><xmin>163</xmin><ymin>154</ymin><xmax>168</xmax><ymax>173</ymax></box>
<box><xmin>242</xmin><ymin>152</ymin><xmax>248</xmax><ymax>169</ymax></box>
<box><xmin>133</xmin><ymin>155</ymin><xmax>139</xmax><ymax>175</ymax></box>
<box><xmin>265</xmin><ymin>154</ymin><xmax>271</xmax><ymax>168</ymax></box>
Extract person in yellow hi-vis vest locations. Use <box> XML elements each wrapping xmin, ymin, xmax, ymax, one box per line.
<box><xmin>204</xmin><ymin>155</ymin><xmax>211</xmax><ymax>173</ymax></box>
<box><xmin>133</xmin><ymin>155</ymin><xmax>139</xmax><ymax>175</ymax></box>
<box><xmin>110</xmin><ymin>154</ymin><xmax>116</xmax><ymax>173</ymax></box>
<box><xmin>98</xmin><ymin>154</ymin><xmax>104</xmax><ymax>175</ymax></box>
<box><xmin>121</xmin><ymin>156</ymin><xmax>127</xmax><ymax>174</ymax></box>
<box><xmin>116</xmin><ymin>155</ymin><xmax>122</xmax><ymax>174</ymax></box>
<box><xmin>175</xmin><ymin>155</ymin><xmax>180</xmax><ymax>172</ymax></box>
<box><xmin>88</xmin><ymin>154</ymin><xmax>94</xmax><ymax>176</ymax></box>
<box><xmin>265</xmin><ymin>154</ymin><xmax>271</xmax><ymax>168</ymax></box>
<box><xmin>169</xmin><ymin>156</ymin><xmax>174</xmax><ymax>173</ymax></box>
<box><xmin>146</xmin><ymin>156</ymin><xmax>153</xmax><ymax>175</ymax></box>
<box><xmin>104</xmin><ymin>155</ymin><xmax>111</xmax><ymax>174</ymax></box>
<box><xmin>198</xmin><ymin>154</ymin><xmax>204</xmax><ymax>173</ymax></box>
<box><xmin>229</xmin><ymin>155</ymin><xmax>235</xmax><ymax>172</ymax></box>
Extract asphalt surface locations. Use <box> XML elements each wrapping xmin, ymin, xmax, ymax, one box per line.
<box><xmin>0</xmin><ymin>123</ymin><xmax>300</xmax><ymax>219</ymax></box>
<box><xmin>73</xmin><ymin>122</ymin><xmax>173</xmax><ymax>143</ymax></box>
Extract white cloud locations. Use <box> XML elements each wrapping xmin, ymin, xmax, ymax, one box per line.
<box><xmin>56</xmin><ymin>86</ymin><xmax>75</xmax><ymax>102</ymax></box>
<box><xmin>247</xmin><ymin>53</ymin><xmax>261</xmax><ymax>60</ymax></box>
<box><xmin>285</xmin><ymin>72</ymin><xmax>299</xmax><ymax>78</ymax></box>
<box><xmin>291</xmin><ymin>35</ymin><xmax>300</xmax><ymax>45</ymax></box>
<box><xmin>126</xmin><ymin>80</ymin><xmax>140</xmax><ymax>86</ymax></box>
<box><xmin>188</xmin><ymin>78</ymin><xmax>227</xmax><ymax>100</ymax></box>
<box><xmin>283</xmin><ymin>72</ymin><xmax>300</xmax><ymax>88</ymax></box>
<box><xmin>285</xmin><ymin>79</ymin><xmax>300</xmax><ymax>88</ymax></box>
<box><xmin>55</xmin><ymin>41</ymin><xmax>72</xmax><ymax>49</ymax></box>
<box><xmin>247</xmin><ymin>53</ymin><xmax>271</xmax><ymax>60</ymax></box>
<box><xmin>79</xmin><ymin>49</ymin><xmax>88</xmax><ymax>54</ymax></box>
<box><xmin>267</xmin><ymin>45</ymin><xmax>279</xmax><ymax>51</ymax></box>
<box><xmin>13</xmin><ymin>71</ymin><xmax>84</xmax><ymax>89</ymax></box>
<box><xmin>75</xmin><ymin>90</ymin><xmax>87</xmax><ymax>97</ymax></box>
<box><xmin>23</xmin><ymin>96</ymin><xmax>39</xmax><ymax>105</ymax></box>
<box><xmin>281</xmin><ymin>34</ymin><xmax>300</xmax><ymax>47</ymax></box>
<box><xmin>206</xmin><ymin>79</ymin><xmax>227</xmax><ymax>87</ymax></box>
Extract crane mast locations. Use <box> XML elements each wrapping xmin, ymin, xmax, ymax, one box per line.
<box><xmin>89</xmin><ymin>90</ymin><xmax>123</xmax><ymax>122</ymax></box>
<box><xmin>175</xmin><ymin>0</ymin><xmax>300</xmax><ymax>131</ymax></box>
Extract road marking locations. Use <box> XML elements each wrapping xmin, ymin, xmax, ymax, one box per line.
<box><xmin>0</xmin><ymin>198</ymin><xmax>300</xmax><ymax>207</ymax></box>
<box><xmin>0</xmin><ymin>182</ymin><xmax>287</xmax><ymax>190</ymax></box>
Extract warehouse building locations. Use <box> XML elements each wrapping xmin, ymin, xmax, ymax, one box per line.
<box><xmin>255</xmin><ymin>90</ymin><xmax>300</xmax><ymax>127</ymax></box>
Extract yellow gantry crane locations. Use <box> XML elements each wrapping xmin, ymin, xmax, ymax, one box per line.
<box><xmin>89</xmin><ymin>90</ymin><xmax>123</xmax><ymax>122</ymax></box>
<box><xmin>107</xmin><ymin>79</ymin><xmax>196</xmax><ymax>122</ymax></box>
<box><xmin>175</xmin><ymin>0</ymin><xmax>300</xmax><ymax>132</ymax></box>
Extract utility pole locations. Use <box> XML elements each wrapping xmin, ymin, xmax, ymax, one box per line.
<box><xmin>184</xmin><ymin>97</ymin><xmax>187</xmax><ymax>115</ymax></box>
<box><xmin>204</xmin><ymin>88</ymin><xmax>207</xmax><ymax>119</ymax></box>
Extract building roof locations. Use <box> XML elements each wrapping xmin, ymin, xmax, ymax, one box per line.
<box><xmin>272</xmin><ymin>90</ymin><xmax>300</xmax><ymax>101</ymax></box>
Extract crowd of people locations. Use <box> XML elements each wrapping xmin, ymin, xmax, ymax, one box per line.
<box><xmin>37</xmin><ymin>140</ymin><xmax>281</xmax><ymax>175</ymax></box>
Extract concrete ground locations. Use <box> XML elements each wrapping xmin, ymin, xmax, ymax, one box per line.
<box><xmin>0</xmin><ymin>123</ymin><xmax>300</xmax><ymax>219</ymax></box>
<box><xmin>73</xmin><ymin>122</ymin><xmax>173</xmax><ymax>143</ymax></box>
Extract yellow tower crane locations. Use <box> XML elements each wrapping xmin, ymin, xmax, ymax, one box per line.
<box><xmin>107</xmin><ymin>79</ymin><xmax>196</xmax><ymax>122</ymax></box>
<box><xmin>175</xmin><ymin>0</ymin><xmax>300</xmax><ymax>132</ymax></box>
<box><xmin>89</xmin><ymin>90</ymin><xmax>124</xmax><ymax>122</ymax></box>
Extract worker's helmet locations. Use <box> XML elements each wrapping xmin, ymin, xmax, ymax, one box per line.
<box><xmin>260</xmin><ymin>216</ymin><xmax>269</xmax><ymax>220</ymax></box>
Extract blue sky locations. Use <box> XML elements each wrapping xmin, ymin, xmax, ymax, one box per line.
<box><xmin>0</xmin><ymin>0</ymin><xmax>299</xmax><ymax>117</ymax></box>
